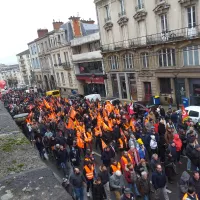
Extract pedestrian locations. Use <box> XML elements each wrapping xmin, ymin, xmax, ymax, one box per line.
<box><xmin>35</xmin><ymin>136</ymin><xmax>45</xmax><ymax>159</ymax></box>
<box><xmin>189</xmin><ymin>171</ymin><xmax>200</xmax><ymax>199</ymax></box>
<box><xmin>137</xmin><ymin>171</ymin><xmax>151</xmax><ymax>200</ymax></box>
<box><xmin>98</xmin><ymin>165</ymin><xmax>111</xmax><ymax>200</ymax></box>
<box><xmin>173</xmin><ymin>133</ymin><xmax>183</xmax><ymax>164</ymax></box>
<box><xmin>120</xmin><ymin>188</ymin><xmax>135</xmax><ymax>200</ymax></box>
<box><xmin>110</xmin><ymin>159</ymin><xmax>122</xmax><ymax>174</ymax></box>
<box><xmin>101</xmin><ymin>146</ymin><xmax>113</xmax><ymax>167</ymax></box>
<box><xmin>152</xmin><ymin>164</ymin><xmax>169</xmax><ymax>200</ymax></box>
<box><xmin>69</xmin><ymin>142</ymin><xmax>80</xmax><ymax>167</ymax></box>
<box><xmin>110</xmin><ymin>170</ymin><xmax>125</xmax><ymax>200</ymax></box>
<box><xmin>83</xmin><ymin>162</ymin><xmax>95</xmax><ymax>197</ymax></box>
<box><xmin>69</xmin><ymin>168</ymin><xmax>86</xmax><ymax>200</ymax></box>
<box><xmin>150</xmin><ymin>154</ymin><xmax>160</xmax><ymax>172</ymax></box>
<box><xmin>150</xmin><ymin>135</ymin><xmax>158</xmax><ymax>156</ymax></box>
<box><xmin>178</xmin><ymin>171</ymin><xmax>190</xmax><ymax>199</ymax></box>
<box><xmin>92</xmin><ymin>176</ymin><xmax>104</xmax><ymax>200</ymax></box>
<box><xmin>182</xmin><ymin>186</ymin><xmax>199</xmax><ymax>200</ymax></box>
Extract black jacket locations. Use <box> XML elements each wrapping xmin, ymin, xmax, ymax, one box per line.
<box><xmin>152</xmin><ymin>171</ymin><xmax>167</xmax><ymax>189</ymax></box>
<box><xmin>98</xmin><ymin>170</ymin><xmax>109</xmax><ymax>185</ymax></box>
<box><xmin>158</xmin><ymin>123</ymin><xmax>166</xmax><ymax>135</ymax></box>
<box><xmin>57</xmin><ymin>149</ymin><xmax>68</xmax><ymax>163</ymax></box>
<box><xmin>92</xmin><ymin>183</ymin><xmax>104</xmax><ymax>200</ymax></box>
<box><xmin>70</xmin><ymin>173</ymin><xmax>85</xmax><ymax>188</ymax></box>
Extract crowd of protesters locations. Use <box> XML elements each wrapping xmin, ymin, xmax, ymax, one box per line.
<box><xmin>2</xmin><ymin>89</ymin><xmax>200</xmax><ymax>200</ymax></box>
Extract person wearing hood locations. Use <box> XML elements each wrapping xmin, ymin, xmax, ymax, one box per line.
<box><xmin>110</xmin><ymin>170</ymin><xmax>125</xmax><ymax>200</ymax></box>
<box><xmin>173</xmin><ymin>134</ymin><xmax>183</xmax><ymax>164</ymax></box>
<box><xmin>120</xmin><ymin>188</ymin><xmax>135</xmax><ymax>200</ymax></box>
<box><xmin>179</xmin><ymin>171</ymin><xmax>190</xmax><ymax>199</ymax></box>
<box><xmin>150</xmin><ymin>135</ymin><xmax>158</xmax><ymax>157</ymax></box>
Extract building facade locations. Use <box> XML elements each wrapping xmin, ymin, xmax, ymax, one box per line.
<box><xmin>27</xmin><ymin>41</ymin><xmax>42</xmax><ymax>88</ymax></box>
<box><xmin>95</xmin><ymin>0</ymin><xmax>200</xmax><ymax>105</ymax></box>
<box><xmin>16</xmin><ymin>50</ymin><xmax>32</xmax><ymax>85</ymax></box>
<box><xmin>71</xmin><ymin>32</ymin><xmax>106</xmax><ymax>96</ymax></box>
<box><xmin>0</xmin><ymin>64</ymin><xmax>23</xmax><ymax>88</ymax></box>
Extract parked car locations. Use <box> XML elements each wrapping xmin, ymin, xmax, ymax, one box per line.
<box><xmin>84</xmin><ymin>94</ymin><xmax>101</xmax><ymax>102</ymax></box>
<box><xmin>105</xmin><ymin>97</ymin><xmax>121</xmax><ymax>106</ymax></box>
<box><xmin>68</xmin><ymin>94</ymin><xmax>84</xmax><ymax>101</ymax></box>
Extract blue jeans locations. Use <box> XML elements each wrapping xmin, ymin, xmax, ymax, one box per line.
<box><xmin>143</xmin><ymin>195</ymin><xmax>149</xmax><ymax>200</ymax></box>
<box><xmin>74</xmin><ymin>187</ymin><xmax>84</xmax><ymax>200</ymax></box>
<box><xmin>128</xmin><ymin>183</ymin><xmax>140</xmax><ymax>196</ymax></box>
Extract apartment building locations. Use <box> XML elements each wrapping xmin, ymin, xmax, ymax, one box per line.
<box><xmin>95</xmin><ymin>0</ymin><xmax>200</xmax><ymax>105</ymax></box>
<box><xmin>71</xmin><ymin>31</ymin><xmax>107</xmax><ymax>96</ymax></box>
<box><xmin>27</xmin><ymin>40</ymin><xmax>42</xmax><ymax>88</ymax></box>
<box><xmin>16</xmin><ymin>50</ymin><xmax>32</xmax><ymax>85</ymax></box>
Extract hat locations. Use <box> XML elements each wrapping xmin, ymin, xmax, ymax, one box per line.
<box><xmin>195</xmin><ymin>144</ymin><xmax>200</xmax><ymax>149</ymax></box>
<box><xmin>115</xmin><ymin>170</ymin><xmax>122</xmax><ymax>176</ymax></box>
<box><xmin>124</xmin><ymin>188</ymin><xmax>132</xmax><ymax>194</ymax></box>
<box><xmin>137</xmin><ymin>138</ymin><xmax>143</xmax><ymax>145</ymax></box>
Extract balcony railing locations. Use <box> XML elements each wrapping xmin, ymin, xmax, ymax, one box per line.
<box><xmin>135</xmin><ymin>3</ymin><xmax>145</xmax><ymax>12</ymax></box>
<box><xmin>104</xmin><ymin>16</ymin><xmax>111</xmax><ymax>23</ymax></box>
<box><xmin>62</xmin><ymin>62</ymin><xmax>71</xmax><ymax>70</ymax></box>
<box><xmin>101</xmin><ymin>25</ymin><xmax>200</xmax><ymax>52</ymax></box>
<box><xmin>118</xmin><ymin>10</ymin><xmax>126</xmax><ymax>18</ymax></box>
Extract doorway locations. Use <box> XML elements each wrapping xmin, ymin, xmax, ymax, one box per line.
<box><xmin>144</xmin><ymin>82</ymin><xmax>152</xmax><ymax>102</ymax></box>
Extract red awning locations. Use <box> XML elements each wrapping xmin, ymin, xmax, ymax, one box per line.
<box><xmin>76</xmin><ymin>76</ymin><xmax>104</xmax><ymax>84</ymax></box>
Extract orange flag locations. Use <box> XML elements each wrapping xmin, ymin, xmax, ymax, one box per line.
<box><xmin>101</xmin><ymin>139</ymin><xmax>107</xmax><ymax>149</ymax></box>
<box><xmin>102</xmin><ymin>121</ymin><xmax>112</xmax><ymax>131</ymax></box>
<box><xmin>43</xmin><ymin>99</ymin><xmax>51</xmax><ymax>109</ymax></box>
<box><xmin>66</xmin><ymin>118</ymin><xmax>75</xmax><ymax>130</ymax></box>
<box><xmin>69</xmin><ymin>107</ymin><xmax>77</xmax><ymax>119</ymax></box>
<box><xmin>129</xmin><ymin>119</ymin><xmax>136</xmax><ymax>132</ymax></box>
<box><xmin>105</xmin><ymin>101</ymin><xmax>114</xmax><ymax>114</ymax></box>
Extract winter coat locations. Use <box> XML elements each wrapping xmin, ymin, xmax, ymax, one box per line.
<box><xmin>171</xmin><ymin>112</ymin><xmax>178</xmax><ymax>124</ymax></box>
<box><xmin>57</xmin><ymin>149</ymin><xmax>68</xmax><ymax>163</ymax></box>
<box><xmin>173</xmin><ymin>134</ymin><xmax>182</xmax><ymax>152</ymax></box>
<box><xmin>124</xmin><ymin>166</ymin><xmax>137</xmax><ymax>184</ymax></box>
<box><xmin>137</xmin><ymin>177</ymin><xmax>151</xmax><ymax>196</ymax></box>
<box><xmin>109</xmin><ymin>174</ymin><xmax>125</xmax><ymax>190</ymax></box>
<box><xmin>92</xmin><ymin>183</ymin><xmax>104</xmax><ymax>200</ymax></box>
<box><xmin>150</xmin><ymin>137</ymin><xmax>157</xmax><ymax>150</ymax></box>
<box><xmin>152</xmin><ymin>171</ymin><xmax>167</xmax><ymax>189</ymax></box>
<box><xmin>189</xmin><ymin>176</ymin><xmax>200</xmax><ymax>194</ymax></box>
<box><xmin>70</xmin><ymin>173</ymin><xmax>86</xmax><ymax>188</ymax></box>
<box><xmin>69</xmin><ymin>147</ymin><xmax>80</xmax><ymax>166</ymax></box>
<box><xmin>158</xmin><ymin>123</ymin><xmax>166</xmax><ymax>135</ymax></box>
<box><xmin>98</xmin><ymin>169</ymin><xmax>109</xmax><ymax>185</ymax></box>
<box><xmin>186</xmin><ymin>144</ymin><xmax>196</xmax><ymax>163</ymax></box>
<box><xmin>138</xmin><ymin>146</ymin><xmax>146</xmax><ymax>159</ymax></box>
<box><xmin>168</xmin><ymin>145</ymin><xmax>177</xmax><ymax>161</ymax></box>
<box><xmin>101</xmin><ymin>150</ymin><xmax>113</xmax><ymax>167</ymax></box>
<box><xmin>150</xmin><ymin>158</ymin><xmax>160</xmax><ymax>172</ymax></box>
<box><xmin>135</xmin><ymin>163</ymin><xmax>149</xmax><ymax>176</ymax></box>
<box><xmin>179</xmin><ymin>171</ymin><xmax>190</xmax><ymax>198</ymax></box>
<box><xmin>165</xmin><ymin>130</ymin><xmax>174</xmax><ymax>144</ymax></box>
<box><xmin>120</xmin><ymin>194</ymin><xmax>135</xmax><ymax>200</ymax></box>
<box><xmin>154</xmin><ymin>123</ymin><xmax>159</xmax><ymax>133</ymax></box>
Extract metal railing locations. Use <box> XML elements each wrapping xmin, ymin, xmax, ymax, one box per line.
<box><xmin>101</xmin><ymin>25</ymin><xmax>200</xmax><ymax>52</ymax></box>
<box><xmin>135</xmin><ymin>3</ymin><xmax>145</xmax><ymax>12</ymax></box>
<box><xmin>118</xmin><ymin>10</ymin><xmax>126</xmax><ymax>18</ymax></box>
<box><xmin>104</xmin><ymin>16</ymin><xmax>111</xmax><ymax>23</ymax></box>
<box><xmin>62</xmin><ymin>62</ymin><xmax>71</xmax><ymax>70</ymax></box>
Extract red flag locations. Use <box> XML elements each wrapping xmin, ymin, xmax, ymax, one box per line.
<box><xmin>181</xmin><ymin>106</ymin><xmax>189</xmax><ymax>123</ymax></box>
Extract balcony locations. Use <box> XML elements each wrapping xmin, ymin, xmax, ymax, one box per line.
<box><xmin>178</xmin><ymin>0</ymin><xmax>198</xmax><ymax>6</ymax></box>
<box><xmin>101</xmin><ymin>24</ymin><xmax>200</xmax><ymax>52</ymax></box>
<box><xmin>104</xmin><ymin>17</ymin><xmax>113</xmax><ymax>31</ymax></box>
<box><xmin>134</xmin><ymin>3</ymin><xmax>147</xmax><ymax>22</ymax></box>
<box><xmin>117</xmin><ymin>10</ymin><xmax>129</xmax><ymax>26</ymax></box>
<box><xmin>62</xmin><ymin>62</ymin><xmax>71</xmax><ymax>70</ymax></box>
<box><xmin>72</xmin><ymin>51</ymin><xmax>102</xmax><ymax>63</ymax></box>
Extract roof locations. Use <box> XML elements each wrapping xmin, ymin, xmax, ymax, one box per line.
<box><xmin>16</xmin><ymin>49</ymin><xmax>30</xmax><ymax>56</ymax></box>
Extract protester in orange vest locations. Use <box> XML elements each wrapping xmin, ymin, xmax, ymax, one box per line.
<box><xmin>83</xmin><ymin>162</ymin><xmax>95</xmax><ymax>197</ymax></box>
<box><xmin>118</xmin><ymin>135</ymin><xmax>127</xmax><ymax>152</ymax></box>
<box><xmin>120</xmin><ymin>151</ymin><xmax>134</xmax><ymax>172</ymax></box>
<box><xmin>110</xmin><ymin>159</ymin><xmax>122</xmax><ymax>174</ymax></box>
<box><xmin>84</xmin><ymin>128</ymin><xmax>93</xmax><ymax>152</ymax></box>
<box><xmin>94</xmin><ymin>126</ymin><xmax>103</xmax><ymax>152</ymax></box>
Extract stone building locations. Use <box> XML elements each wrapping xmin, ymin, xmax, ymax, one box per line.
<box><xmin>94</xmin><ymin>0</ymin><xmax>200</xmax><ymax>105</ymax></box>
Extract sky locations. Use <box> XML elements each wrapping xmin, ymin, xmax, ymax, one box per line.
<box><xmin>0</xmin><ymin>0</ymin><xmax>97</xmax><ymax>65</ymax></box>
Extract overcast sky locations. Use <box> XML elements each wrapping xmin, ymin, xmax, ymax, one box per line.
<box><xmin>0</xmin><ymin>0</ymin><xmax>97</xmax><ymax>65</ymax></box>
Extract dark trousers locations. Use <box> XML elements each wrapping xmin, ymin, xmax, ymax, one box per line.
<box><xmin>177</xmin><ymin>151</ymin><xmax>181</xmax><ymax>162</ymax></box>
<box><xmin>95</xmin><ymin>137</ymin><xmax>102</xmax><ymax>152</ymax></box>
<box><xmin>86</xmin><ymin>179</ymin><xmax>93</xmax><ymax>192</ymax></box>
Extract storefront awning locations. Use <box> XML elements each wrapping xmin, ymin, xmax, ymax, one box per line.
<box><xmin>76</xmin><ymin>76</ymin><xmax>104</xmax><ymax>84</ymax></box>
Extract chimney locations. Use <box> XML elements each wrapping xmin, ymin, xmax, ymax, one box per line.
<box><xmin>37</xmin><ymin>29</ymin><xmax>48</xmax><ymax>38</ymax></box>
<box><xmin>53</xmin><ymin>20</ymin><xmax>64</xmax><ymax>30</ymax></box>
<box><xmin>69</xmin><ymin>16</ymin><xmax>82</xmax><ymax>37</ymax></box>
<box><xmin>81</xmin><ymin>18</ymin><xmax>95</xmax><ymax>24</ymax></box>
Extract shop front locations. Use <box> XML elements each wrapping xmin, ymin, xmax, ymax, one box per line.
<box><xmin>189</xmin><ymin>79</ymin><xmax>200</xmax><ymax>105</ymax></box>
<box><xmin>76</xmin><ymin>75</ymin><xmax>106</xmax><ymax>97</ymax></box>
<box><xmin>110</xmin><ymin>72</ymin><xmax>137</xmax><ymax>100</ymax></box>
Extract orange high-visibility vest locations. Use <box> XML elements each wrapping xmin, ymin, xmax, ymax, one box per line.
<box><xmin>77</xmin><ymin>137</ymin><xmax>84</xmax><ymax>149</ymax></box>
<box><xmin>95</xmin><ymin>127</ymin><xmax>102</xmax><ymax>137</ymax></box>
<box><xmin>118</xmin><ymin>138</ymin><xmax>124</xmax><ymax>149</ymax></box>
<box><xmin>84</xmin><ymin>165</ymin><xmax>94</xmax><ymax>180</ymax></box>
<box><xmin>110</xmin><ymin>162</ymin><xmax>121</xmax><ymax>173</ymax></box>
<box><xmin>121</xmin><ymin>154</ymin><xmax>133</xmax><ymax>165</ymax></box>
<box><xmin>84</xmin><ymin>132</ymin><xmax>92</xmax><ymax>142</ymax></box>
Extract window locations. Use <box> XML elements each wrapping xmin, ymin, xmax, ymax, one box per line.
<box><xmin>57</xmin><ymin>54</ymin><xmax>61</xmax><ymax>65</ymax></box>
<box><xmin>161</xmin><ymin>14</ymin><xmax>168</xmax><ymax>32</ymax></box>
<box><xmin>109</xmin><ymin>56</ymin><xmax>119</xmax><ymax>70</ymax></box>
<box><xmin>64</xmin><ymin>52</ymin><xmax>69</xmax><ymax>62</ymax></box>
<box><xmin>183</xmin><ymin>46</ymin><xmax>200</xmax><ymax>66</ymax></box>
<box><xmin>53</xmin><ymin>54</ymin><xmax>57</xmax><ymax>65</ymax></box>
<box><xmin>105</xmin><ymin>5</ymin><xmax>110</xmax><ymax>20</ymax></box>
<box><xmin>32</xmin><ymin>59</ymin><xmax>35</xmax><ymax>68</ymax></box>
<box><xmin>141</xmin><ymin>52</ymin><xmax>149</xmax><ymax>68</ymax></box>
<box><xmin>41</xmin><ymin>43</ymin><xmax>44</xmax><ymax>52</ymax></box>
<box><xmin>61</xmin><ymin>72</ymin><xmax>65</xmax><ymax>84</ymax></box>
<box><xmin>189</xmin><ymin>110</ymin><xmax>199</xmax><ymax>117</ymax></box>
<box><xmin>159</xmin><ymin>49</ymin><xmax>176</xmax><ymax>67</ymax></box>
<box><xmin>187</xmin><ymin>6</ymin><xmax>196</xmax><ymax>28</ymax></box>
<box><xmin>119</xmin><ymin>0</ymin><xmax>125</xmax><ymax>14</ymax></box>
<box><xmin>38</xmin><ymin>45</ymin><xmax>40</xmax><ymax>53</ymax></box>
<box><xmin>68</xmin><ymin>72</ymin><xmax>73</xmax><ymax>86</ymax></box>
<box><xmin>58</xmin><ymin>35</ymin><xmax>61</xmax><ymax>44</ymax></box>
<box><xmin>137</xmin><ymin>0</ymin><xmax>143</xmax><ymax>10</ymax></box>
<box><xmin>160</xmin><ymin>78</ymin><xmax>171</xmax><ymax>93</ymax></box>
<box><xmin>45</xmin><ymin>41</ymin><xmax>48</xmax><ymax>50</ymax></box>
<box><xmin>36</xmin><ymin>58</ymin><xmax>39</xmax><ymax>68</ymax></box>
<box><xmin>31</xmin><ymin>47</ymin><xmax>34</xmax><ymax>55</ymax></box>
<box><xmin>123</xmin><ymin>54</ymin><xmax>134</xmax><ymax>69</ymax></box>
<box><xmin>56</xmin><ymin>73</ymin><xmax>61</xmax><ymax>85</ymax></box>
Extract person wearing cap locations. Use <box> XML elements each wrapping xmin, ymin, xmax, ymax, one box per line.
<box><xmin>120</xmin><ymin>188</ymin><xmax>135</xmax><ymax>200</ymax></box>
<box><xmin>110</xmin><ymin>170</ymin><xmax>125</xmax><ymax>200</ymax></box>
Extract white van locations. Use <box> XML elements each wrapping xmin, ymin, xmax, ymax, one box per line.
<box><xmin>185</xmin><ymin>106</ymin><xmax>200</xmax><ymax>124</ymax></box>
<box><xmin>84</xmin><ymin>94</ymin><xmax>101</xmax><ymax>102</ymax></box>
